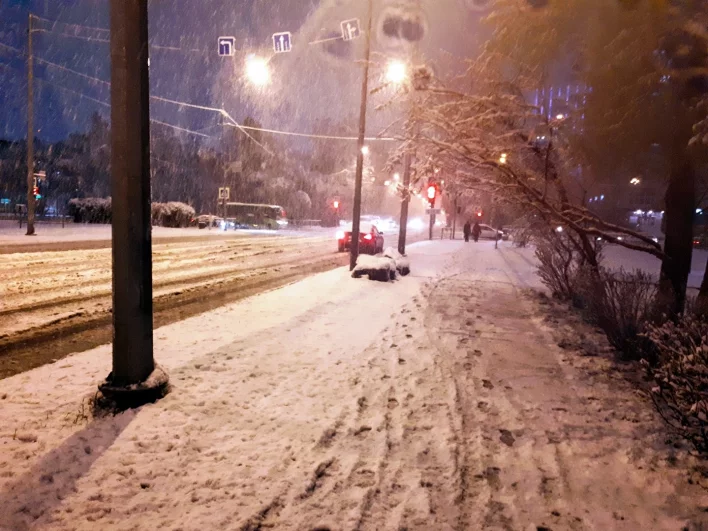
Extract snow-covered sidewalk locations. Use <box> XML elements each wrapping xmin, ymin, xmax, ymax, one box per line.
<box><xmin>1</xmin><ymin>240</ymin><xmax>706</xmax><ymax>530</ymax></box>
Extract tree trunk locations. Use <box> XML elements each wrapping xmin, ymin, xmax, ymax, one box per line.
<box><xmin>658</xmin><ymin>154</ymin><xmax>695</xmax><ymax>316</ymax></box>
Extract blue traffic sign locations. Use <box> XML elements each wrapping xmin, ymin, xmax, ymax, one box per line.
<box><xmin>273</xmin><ymin>32</ymin><xmax>292</xmax><ymax>53</ymax></box>
<box><xmin>0</xmin><ymin>198</ymin><xmax>10</xmax><ymax>205</ymax></box>
<box><xmin>218</xmin><ymin>36</ymin><xmax>235</xmax><ymax>57</ymax></box>
<box><xmin>341</xmin><ymin>19</ymin><xmax>361</xmax><ymax>41</ymax></box>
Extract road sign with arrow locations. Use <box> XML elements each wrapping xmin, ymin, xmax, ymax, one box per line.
<box><xmin>273</xmin><ymin>32</ymin><xmax>292</xmax><ymax>53</ymax></box>
<box><xmin>341</xmin><ymin>19</ymin><xmax>361</xmax><ymax>41</ymax></box>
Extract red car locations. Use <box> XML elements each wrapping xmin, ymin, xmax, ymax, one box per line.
<box><xmin>337</xmin><ymin>223</ymin><xmax>385</xmax><ymax>254</ymax></box>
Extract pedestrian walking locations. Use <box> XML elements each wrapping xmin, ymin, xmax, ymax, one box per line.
<box><xmin>463</xmin><ymin>220</ymin><xmax>471</xmax><ymax>242</ymax></box>
<box><xmin>472</xmin><ymin>221</ymin><xmax>481</xmax><ymax>243</ymax></box>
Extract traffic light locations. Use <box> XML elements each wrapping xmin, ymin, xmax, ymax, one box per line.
<box><xmin>427</xmin><ymin>184</ymin><xmax>437</xmax><ymax>207</ymax></box>
<box><xmin>476</xmin><ymin>211</ymin><xmax>483</xmax><ymax>218</ymax></box>
<box><xmin>33</xmin><ymin>186</ymin><xmax>39</xmax><ymax>199</ymax></box>
<box><xmin>333</xmin><ymin>200</ymin><xmax>339</xmax><ymax>210</ymax></box>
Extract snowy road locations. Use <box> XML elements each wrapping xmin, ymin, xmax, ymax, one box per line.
<box><xmin>0</xmin><ymin>228</ymin><xmax>424</xmax><ymax>378</ymax></box>
<box><xmin>1</xmin><ymin>240</ymin><xmax>706</xmax><ymax>530</ymax></box>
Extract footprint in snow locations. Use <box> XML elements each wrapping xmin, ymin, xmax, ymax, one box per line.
<box><xmin>500</xmin><ymin>429</ymin><xmax>515</xmax><ymax>447</ymax></box>
<box><xmin>482</xmin><ymin>379</ymin><xmax>494</xmax><ymax>389</ymax></box>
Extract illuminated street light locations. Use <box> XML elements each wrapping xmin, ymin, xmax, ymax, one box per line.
<box><xmin>630</xmin><ymin>177</ymin><xmax>641</xmax><ymax>186</ymax></box>
<box><xmin>361</xmin><ymin>145</ymin><xmax>370</xmax><ymax>155</ymax></box>
<box><xmin>386</xmin><ymin>60</ymin><xmax>407</xmax><ymax>84</ymax></box>
<box><xmin>499</xmin><ymin>153</ymin><xmax>508</xmax><ymax>164</ymax></box>
<box><xmin>384</xmin><ymin>180</ymin><xmax>391</xmax><ymax>186</ymax></box>
<box><xmin>556</xmin><ymin>113</ymin><xmax>565</xmax><ymax>120</ymax></box>
<box><xmin>393</xmin><ymin>173</ymin><xmax>400</xmax><ymax>181</ymax></box>
<box><xmin>245</xmin><ymin>55</ymin><xmax>270</xmax><ymax>86</ymax></box>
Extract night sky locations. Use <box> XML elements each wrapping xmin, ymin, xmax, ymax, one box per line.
<box><xmin>0</xmin><ymin>0</ymin><xmax>316</xmax><ymax>142</ymax></box>
<box><xmin>0</xmin><ymin>0</ymin><xmax>489</xmax><ymax>144</ymax></box>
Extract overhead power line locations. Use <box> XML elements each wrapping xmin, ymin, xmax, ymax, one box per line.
<box><xmin>31</xmin><ymin>14</ymin><xmax>110</xmax><ymax>35</ymax></box>
<box><xmin>31</xmin><ymin>28</ymin><xmax>111</xmax><ymax>44</ymax></box>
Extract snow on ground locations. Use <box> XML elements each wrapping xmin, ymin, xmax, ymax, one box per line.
<box><xmin>1</xmin><ymin>240</ymin><xmax>707</xmax><ymax>530</ymax></box>
<box><xmin>0</xmin><ymin>234</ymin><xmax>337</xmax><ymax>339</ymax></box>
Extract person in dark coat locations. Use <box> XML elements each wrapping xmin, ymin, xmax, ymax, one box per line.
<box><xmin>472</xmin><ymin>221</ymin><xmax>482</xmax><ymax>242</ymax></box>
<box><xmin>463</xmin><ymin>220</ymin><xmax>471</xmax><ymax>242</ymax></box>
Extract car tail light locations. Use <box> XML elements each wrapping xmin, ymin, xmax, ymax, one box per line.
<box><xmin>364</xmin><ymin>233</ymin><xmax>373</xmax><ymax>240</ymax></box>
<box><xmin>336</xmin><ymin>231</ymin><xmax>344</xmax><ymax>240</ymax></box>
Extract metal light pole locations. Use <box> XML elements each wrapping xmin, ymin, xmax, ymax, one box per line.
<box><xmin>350</xmin><ymin>0</ymin><xmax>373</xmax><ymax>271</ymax></box>
<box><xmin>100</xmin><ymin>0</ymin><xmax>167</xmax><ymax>404</ymax></box>
<box><xmin>26</xmin><ymin>13</ymin><xmax>35</xmax><ymax>236</ymax></box>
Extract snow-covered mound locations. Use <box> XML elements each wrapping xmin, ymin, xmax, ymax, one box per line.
<box><xmin>352</xmin><ymin>255</ymin><xmax>397</xmax><ymax>282</ymax></box>
<box><xmin>383</xmin><ymin>247</ymin><xmax>411</xmax><ymax>276</ymax></box>
<box><xmin>352</xmin><ymin>248</ymin><xmax>411</xmax><ymax>282</ymax></box>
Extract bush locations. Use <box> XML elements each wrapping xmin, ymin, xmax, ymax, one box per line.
<box><xmin>68</xmin><ymin>198</ymin><xmax>195</xmax><ymax>227</ymax></box>
<box><xmin>151</xmin><ymin>202</ymin><xmax>195</xmax><ymax>228</ymax></box>
<box><xmin>581</xmin><ymin>268</ymin><xmax>658</xmax><ymax>361</ymax></box>
<box><xmin>68</xmin><ymin>198</ymin><xmax>112</xmax><ymax>223</ymax></box>
<box><xmin>535</xmin><ymin>233</ymin><xmax>579</xmax><ymax>299</ymax></box>
<box><xmin>536</xmin><ymin>229</ymin><xmax>657</xmax><ymax>360</ymax></box>
<box><xmin>643</xmin><ymin>316</ymin><xmax>708</xmax><ymax>453</ymax></box>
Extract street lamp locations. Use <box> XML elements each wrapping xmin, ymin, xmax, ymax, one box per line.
<box><xmin>386</xmin><ymin>60</ymin><xmax>407</xmax><ymax>84</ymax></box>
<box><xmin>393</xmin><ymin>173</ymin><xmax>400</xmax><ymax>181</ymax></box>
<box><xmin>361</xmin><ymin>145</ymin><xmax>370</xmax><ymax>155</ymax></box>
<box><xmin>499</xmin><ymin>153</ymin><xmax>508</xmax><ymax>164</ymax></box>
<box><xmin>245</xmin><ymin>54</ymin><xmax>270</xmax><ymax>86</ymax></box>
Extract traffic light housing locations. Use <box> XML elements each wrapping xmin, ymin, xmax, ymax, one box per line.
<box><xmin>33</xmin><ymin>186</ymin><xmax>40</xmax><ymax>199</ymax></box>
<box><xmin>333</xmin><ymin>200</ymin><xmax>339</xmax><ymax>210</ymax></box>
<box><xmin>476</xmin><ymin>211</ymin><xmax>483</xmax><ymax>218</ymax></box>
<box><xmin>426</xmin><ymin>184</ymin><xmax>437</xmax><ymax>207</ymax></box>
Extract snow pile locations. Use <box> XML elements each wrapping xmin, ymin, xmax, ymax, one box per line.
<box><xmin>352</xmin><ymin>254</ymin><xmax>397</xmax><ymax>282</ymax></box>
<box><xmin>352</xmin><ymin>248</ymin><xmax>412</xmax><ymax>282</ymax></box>
<box><xmin>383</xmin><ymin>247</ymin><xmax>411</xmax><ymax>276</ymax></box>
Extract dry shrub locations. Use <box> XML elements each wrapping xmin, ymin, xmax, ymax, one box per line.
<box><xmin>643</xmin><ymin>316</ymin><xmax>708</xmax><ymax>453</ymax></box>
<box><xmin>581</xmin><ymin>268</ymin><xmax>658</xmax><ymax>361</ymax></box>
<box><xmin>535</xmin><ymin>233</ymin><xmax>578</xmax><ymax>299</ymax></box>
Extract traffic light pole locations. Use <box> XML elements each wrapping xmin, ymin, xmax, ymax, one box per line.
<box><xmin>25</xmin><ymin>13</ymin><xmax>35</xmax><ymax>236</ymax></box>
<box><xmin>429</xmin><ymin>210</ymin><xmax>435</xmax><ymax>240</ymax></box>
<box><xmin>100</xmin><ymin>0</ymin><xmax>167</xmax><ymax>405</ymax></box>
<box><xmin>350</xmin><ymin>0</ymin><xmax>373</xmax><ymax>271</ymax></box>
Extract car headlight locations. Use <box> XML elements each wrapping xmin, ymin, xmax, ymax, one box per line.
<box><xmin>276</xmin><ymin>219</ymin><xmax>288</xmax><ymax>226</ymax></box>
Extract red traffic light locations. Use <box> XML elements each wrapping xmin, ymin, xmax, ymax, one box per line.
<box><xmin>333</xmin><ymin>200</ymin><xmax>339</xmax><ymax>209</ymax></box>
<box><xmin>33</xmin><ymin>186</ymin><xmax>39</xmax><ymax>197</ymax></box>
<box><xmin>427</xmin><ymin>185</ymin><xmax>436</xmax><ymax>200</ymax></box>
<box><xmin>476</xmin><ymin>211</ymin><xmax>483</xmax><ymax>217</ymax></box>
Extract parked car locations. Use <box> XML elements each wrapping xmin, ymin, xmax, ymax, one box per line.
<box><xmin>478</xmin><ymin>224</ymin><xmax>506</xmax><ymax>240</ymax></box>
<box><xmin>194</xmin><ymin>214</ymin><xmax>221</xmax><ymax>229</ymax></box>
<box><xmin>336</xmin><ymin>223</ymin><xmax>385</xmax><ymax>254</ymax></box>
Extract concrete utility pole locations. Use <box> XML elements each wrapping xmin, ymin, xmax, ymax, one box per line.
<box><xmin>26</xmin><ymin>13</ymin><xmax>35</xmax><ymax>236</ymax></box>
<box><xmin>397</xmin><ymin>151</ymin><xmax>412</xmax><ymax>255</ymax></box>
<box><xmin>100</xmin><ymin>0</ymin><xmax>167</xmax><ymax>404</ymax></box>
<box><xmin>452</xmin><ymin>194</ymin><xmax>458</xmax><ymax>240</ymax></box>
<box><xmin>396</xmin><ymin>0</ymin><xmax>423</xmax><ymax>256</ymax></box>
<box><xmin>350</xmin><ymin>0</ymin><xmax>373</xmax><ymax>271</ymax></box>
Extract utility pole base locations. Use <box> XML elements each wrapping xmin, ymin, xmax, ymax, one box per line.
<box><xmin>98</xmin><ymin>364</ymin><xmax>169</xmax><ymax>409</ymax></box>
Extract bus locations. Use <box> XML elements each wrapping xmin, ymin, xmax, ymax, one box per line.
<box><xmin>222</xmin><ymin>202</ymin><xmax>288</xmax><ymax>230</ymax></box>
